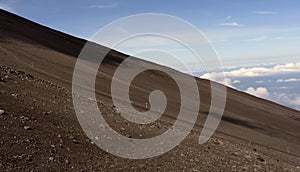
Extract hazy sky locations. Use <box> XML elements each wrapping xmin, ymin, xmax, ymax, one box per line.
<box><xmin>1</xmin><ymin>0</ymin><xmax>300</xmax><ymax>67</ymax></box>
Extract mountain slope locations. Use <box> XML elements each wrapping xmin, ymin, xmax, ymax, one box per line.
<box><xmin>0</xmin><ymin>9</ymin><xmax>299</xmax><ymax>171</ymax></box>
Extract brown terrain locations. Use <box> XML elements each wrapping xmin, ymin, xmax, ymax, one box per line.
<box><xmin>0</xmin><ymin>9</ymin><xmax>300</xmax><ymax>171</ymax></box>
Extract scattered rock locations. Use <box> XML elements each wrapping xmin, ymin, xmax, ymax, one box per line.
<box><xmin>72</xmin><ymin>139</ymin><xmax>79</xmax><ymax>144</ymax></box>
<box><xmin>26</xmin><ymin>74</ymin><xmax>34</xmax><ymax>79</ymax></box>
<box><xmin>65</xmin><ymin>159</ymin><xmax>70</xmax><ymax>164</ymax></box>
<box><xmin>0</xmin><ymin>77</ymin><xmax>6</xmax><ymax>82</ymax></box>
<box><xmin>43</xmin><ymin>111</ymin><xmax>52</xmax><ymax>115</ymax></box>
<box><xmin>243</xmin><ymin>155</ymin><xmax>252</xmax><ymax>161</ymax></box>
<box><xmin>0</xmin><ymin>109</ymin><xmax>6</xmax><ymax>115</ymax></box>
<box><xmin>241</xmin><ymin>166</ymin><xmax>248</xmax><ymax>171</ymax></box>
<box><xmin>49</xmin><ymin>157</ymin><xmax>54</xmax><ymax>161</ymax></box>
<box><xmin>232</xmin><ymin>152</ymin><xmax>239</xmax><ymax>156</ymax></box>
<box><xmin>256</xmin><ymin>156</ymin><xmax>265</xmax><ymax>163</ymax></box>
<box><xmin>20</xmin><ymin>116</ymin><xmax>29</xmax><ymax>121</ymax></box>
<box><xmin>24</xmin><ymin>126</ymin><xmax>32</xmax><ymax>130</ymax></box>
<box><xmin>213</xmin><ymin>139</ymin><xmax>224</xmax><ymax>146</ymax></box>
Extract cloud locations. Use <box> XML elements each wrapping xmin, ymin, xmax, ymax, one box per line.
<box><xmin>246</xmin><ymin>36</ymin><xmax>267</xmax><ymax>42</ymax></box>
<box><xmin>256</xmin><ymin>80</ymin><xmax>264</xmax><ymax>84</ymax></box>
<box><xmin>273</xmin><ymin>93</ymin><xmax>300</xmax><ymax>110</ymax></box>
<box><xmin>224</xmin><ymin>16</ymin><xmax>232</xmax><ymax>21</ymax></box>
<box><xmin>289</xmin><ymin>97</ymin><xmax>300</xmax><ymax>106</ymax></box>
<box><xmin>232</xmin><ymin>80</ymin><xmax>240</xmax><ymax>84</ymax></box>
<box><xmin>201</xmin><ymin>62</ymin><xmax>300</xmax><ymax>80</ymax></box>
<box><xmin>277</xmin><ymin>78</ymin><xmax>300</xmax><ymax>83</ymax></box>
<box><xmin>279</xmin><ymin>86</ymin><xmax>288</xmax><ymax>89</ymax></box>
<box><xmin>224</xmin><ymin>78</ymin><xmax>234</xmax><ymax>88</ymax></box>
<box><xmin>89</xmin><ymin>3</ymin><xmax>118</xmax><ymax>9</ymax></box>
<box><xmin>219</xmin><ymin>22</ymin><xmax>243</xmax><ymax>27</ymax></box>
<box><xmin>274</xmin><ymin>36</ymin><xmax>285</xmax><ymax>40</ymax></box>
<box><xmin>252</xmin><ymin>11</ymin><xmax>275</xmax><ymax>15</ymax></box>
<box><xmin>246</xmin><ymin>87</ymin><xmax>270</xmax><ymax>98</ymax></box>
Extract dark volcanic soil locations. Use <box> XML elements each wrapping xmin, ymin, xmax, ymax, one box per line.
<box><xmin>0</xmin><ymin>9</ymin><xmax>300</xmax><ymax>171</ymax></box>
<box><xmin>0</xmin><ymin>65</ymin><xmax>299</xmax><ymax>171</ymax></box>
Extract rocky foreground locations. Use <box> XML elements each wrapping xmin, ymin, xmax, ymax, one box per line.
<box><xmin>1</xmin><ymin>65</ymin><xmax>300</xmax><ymax>171</ymax></box>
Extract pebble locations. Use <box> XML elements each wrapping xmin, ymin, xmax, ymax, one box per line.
<box><xmin>256</xmin><ymin>156</ymin><xmax>265</xmax><ymax>163</ymax></box>
<box><xmin>20</xmin><ymin>116</ymin><xmax>29</xmax><ymax>121</ymax></box>
<box><xmin>0</xmin><ymin>110</ymin><xmax>5</xmax><ymax>115</ymax></box>
<box><xmin>241</xmin><ymin>166</ymin><xmax>248</xmax><ymax>171</ymax></box>
<box><xmin>65</xmin><ymin>159</ymin><xmax>70</xmax><ymax>164</ymax></box>
<box><xmin>24</xmin><ymin>126</ymin><xmax>32</xmax><ymax>130</ymax></box>
<box><xmin>213</xmin><ymin>139</ymin><xmax>224</xmax><ymax>146</ymax></box>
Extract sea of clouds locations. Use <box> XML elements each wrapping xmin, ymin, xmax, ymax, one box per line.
<box><xmin>197</xmin><ymin>62</ymin><xmax>300</xmax><ymax>111</ymax></box>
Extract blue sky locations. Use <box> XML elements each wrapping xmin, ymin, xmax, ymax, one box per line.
<box><xmin>1</xmin><ymin>0</ymin><xmax>300</xmax><ymax>68</ymax></box>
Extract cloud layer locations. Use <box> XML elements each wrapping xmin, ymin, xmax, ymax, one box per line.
<box><xmin>277</xmin><ymin>78</ymin><xmax>300</xmax><ymax>83</ymax></box>
<box><xmin>201</xmin><ymin>62</ymin><xmax>300</xmax><ymax>79</ymax></box>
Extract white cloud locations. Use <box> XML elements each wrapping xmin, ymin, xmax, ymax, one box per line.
<box><xmin>219</xmin><ymin>22</ymin><xmax>243</xmax><ymax>27</ymax></box>
<box><xmin>289</xmin><ymin>97</ymin><xmax>300</xmax><ymax>106</ymax></box>
<box><xmin>277</xmin><ymin>78</ymin><xmax>300</xmax><ymax>83</ymax></box>
<box><xmin>246</xmin><ymin>87</ymin><xmax>270</xmax><ymax>98</ymax></box>
<box><xmin>256</xmin><ymin>80</ymin><xmax>264</xmax><ymax>84</ymax></box>
<box><xmin>233</xmin><ymin>80</ymin><xmax>240</xmax><ymax>84</ymax></box>
<box><xmin>224</xmin><ymin>16</ymin><xmax>232</xmax><ymax>21</ymax></box>
<box><xmin>89</xmin><ymin>3</ymin><xmax>118</xmax><ymax>9</ymax></box>
<box><xmin>279</xmin><ymin>86</ymin><xmax>288</xmax><ymax>89</ymax></box>
<box><xmin>274</xmin><ymin>36</ymin><xmax>285</xmax><ymax>40</ymax></box>
<box><xmin>224</xmin><ymin>78</ymin><xmax>234</xmax><ymax>87</ymax></box>
<box><xmin>252</xmin><ymin>11</ymin><xmax>275</xmax><ymax>15</ymax></box>
<box><xmin>246</xmin><ymin>36</ymin><xmax>267</xmax><ymax>42</ymax></box>
<box><xmin>201</xmin><ymin>62</ymin><xmax>300</xmax><ymax>80</ymax></box>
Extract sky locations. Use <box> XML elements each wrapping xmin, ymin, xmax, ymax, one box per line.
<box><xmin>1</xmin><ymin>0</ymin><xmax>300</xmax><ymax>68</ymax></box>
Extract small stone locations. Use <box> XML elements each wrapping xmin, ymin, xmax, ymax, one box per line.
<box><xmin>0</xmin><ymin>110</ymin><xmax>6</xmax><ymax>115</ymax></box>
<box><xmin>65</xmin><ymin>159</ymin><xmax>70</xmax><ymax>164</ymax></box>
<box><xmin>23</xmin><ymin>139</ymin><xmax>31</xmax><ymax>143</ymax></box>
<box><xmin>49</xmin><ymin>157</ymin><xmax>54</xmax><ymax>161</ymax></box>
<box><xmin>242</xmin><ymin>167</ymin><xmax>248</xmax><ymax>171</ymax></box>
<box><xmin>72</xmin><ymin>139</ymin><xmax>79</xmax><ymax>144</ymax></box>
<box><xmin>26</xmin><ymin>74</ymin><xmax>34</xmax><ymax>79</ymax></box>
<box><xmin>213</xmin><ymin>139</ymin><xmax>224</xmax><ymax>145</ymax></box>
<box><xmin>24</xmin><ymin>126</ymin><xmax>32</xmax><ymax>130</ymax></box>
<box><xmin>256</xmin><ymin>156</ymin><xmax>265</xmax><ymax>163</ymax></box>
<box><xmin>0</xmin><ymin>78</ymin><xmax>5</xmax><ymax>82</ymax></box>
<box><xmin>20</xmin><ymin>116</ymin><xmax>29</xmax><ymax>121</ymax></box>
<box><xmin>232</xmin><ymin>152</ymin><xmax>239</xmax><ymax>156</ymax></box>
<box><xmin>244</xmin><ymin>155</ymin><xmax>252</xmax><ymax>161</ymax></box>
